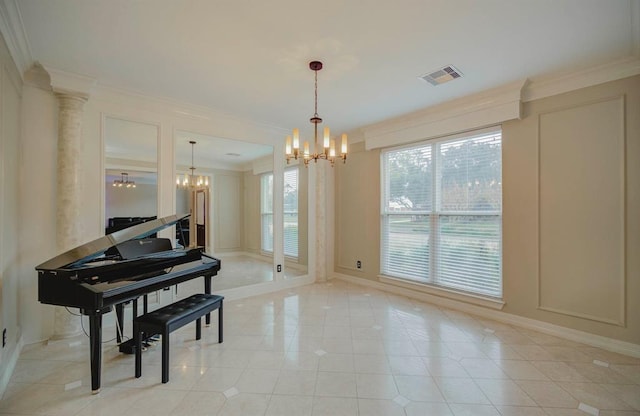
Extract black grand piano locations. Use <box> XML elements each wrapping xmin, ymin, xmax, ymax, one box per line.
<box><xmin>36</xmin><ymin>213</ymin><xmax>221</xmax><ymax>393</ymax></box>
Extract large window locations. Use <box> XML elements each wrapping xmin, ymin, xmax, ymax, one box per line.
<box><xmin>381</xmin><ymin>129</ymin><xmax>502</xmax><ymax>298</ymax></box>
<box><xmin>284</xmin><ymin>167</ymin><xmax>299</xmax><ymax>258</ymax></box>
<box><xmin>260</xmin><ymin>169</ymin><xmax>299</xmax><ymax>258</ymax></box>
<box><xmin>261</xmin><ymin>173</ymin><xmax>273</xmax><ymax>253</ymax></box>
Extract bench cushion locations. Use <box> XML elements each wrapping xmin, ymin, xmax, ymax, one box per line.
<box><xmin>135</xmin><ymin>293</ymin><xmax>223</xmax><ymax>333</ymax></box>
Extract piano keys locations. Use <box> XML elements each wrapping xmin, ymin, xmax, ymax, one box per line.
<box><xmin>36</xmin><ymin>213</ymin><xmax>221</xmax><ymax>393</ymax></box>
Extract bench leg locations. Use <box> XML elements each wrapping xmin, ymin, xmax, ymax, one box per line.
<box><xmin>162</xmin><ymin>331</ymin><xmax>170</xmax><ymax>383</ymax></box>
<box><xmin>196</xmin><ymin>317</ymin><xmax>202</xmax><ymax>340</ymax></box>
<box><xmin>134</xmin><ymin>323</ymin><xmax>142</xmax><ymax>378</ymax></box>
<box><xmin>218</xmin><ymin>301</ymin><xmax>223</xmax><ymax>343</ymax></box>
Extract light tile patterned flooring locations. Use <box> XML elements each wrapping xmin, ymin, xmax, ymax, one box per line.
<box><xmin>2</xmin><ymin>280</ymin><xmax>639</xmax><ymax>415</ymax></box>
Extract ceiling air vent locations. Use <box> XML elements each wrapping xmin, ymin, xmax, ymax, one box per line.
<box><xmin>419</xmin><ymin>65</ymin><xmax>463</xmax><ymax>86</ymax></box>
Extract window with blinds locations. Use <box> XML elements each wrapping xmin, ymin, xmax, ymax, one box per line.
<box><xmin>381</xmin><ymin>129</ymin><xmax>502</xmax><ymax>298</ymax></box>
<box><xmin>284</xmin><ymin>167</ymin><xmax>299</xmax><ymax>258</ymax></box>
<box><xmin>261</xmin><ymin>173</ymin><xmax>274</xmax><ymax>253</ymax></box>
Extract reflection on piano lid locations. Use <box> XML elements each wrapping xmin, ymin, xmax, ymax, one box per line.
<box><xmin>36</xmin><ymin>213</ymin><xmax>191</xmax><ymax>271</ymax></box>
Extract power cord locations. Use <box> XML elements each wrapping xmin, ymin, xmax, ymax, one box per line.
<box><xmin>65</xmin><ymin>307</ymin><xmax>128</xmax><ymax>344</ymax></box>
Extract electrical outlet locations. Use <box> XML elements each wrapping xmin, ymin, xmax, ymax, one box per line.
<box><xmin>2</xmin><ymin>328</ymin><xmax>6</xmax><ymax>347</ymax></box>
<box><xmin>356</xmin><ymin>260</ymin><xmax>362</xmax><ymax>269</ymax></box>
<box><xmin>277</xmin><ymin>264</ymin><xmax>282</xmax><ymax>272</ymax></box>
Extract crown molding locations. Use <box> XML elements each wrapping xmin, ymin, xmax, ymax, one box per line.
<box><xmin>43</xmin><ymin>65</ymin><xmax>96</xmax><ymax>98</ymax></box>
<box><xmin>0</xmin><ymin>0</ymin><xmax>32</xmax><ymax>77</ymax></box>
<box><xmin>363</xmin><ymin>79</ymin><xmax>526</xmax><ymax>150</ymax></box>
<box><xmin>522</xmin><ymin>56</ymin><xmax>640</xmax><ymax>103</ymax></box>
<box><xmin>91</xmin><ymin>83</ymin><xmax>289</xmax><ymax>143</ymax></box>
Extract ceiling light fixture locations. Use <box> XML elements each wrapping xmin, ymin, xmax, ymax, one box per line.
<box><xmin>285</xmin><ymin>61</ymin><xmax>347</xmax><ymax>166</ymax></box>
<box><xmin>112</xmin><ymin>172</ymin><xmax>136</xmax><ymax>188</ymax></box>
<box><xmin>176</xmin><ymin>140</ymin><xmax>209</xmax><ymax>188</ymax></box>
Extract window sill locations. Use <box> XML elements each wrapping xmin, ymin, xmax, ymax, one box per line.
<box><xmin>378</xmin><ymin>275</ymin><xmax>505</xmax><ymax>310</ymax></box>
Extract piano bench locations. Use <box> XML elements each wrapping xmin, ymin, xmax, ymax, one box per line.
<box><xmin>134</xmin><ymin>293</ymin><xmax>224</xmax><ymax>383</ymax></box>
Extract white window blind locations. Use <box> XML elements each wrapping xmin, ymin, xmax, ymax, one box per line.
<box><xmin>261</xmin><ymin>173</ymin><xmax>273</xmax><ymax>253</ymax></box>
<box><xmin>284</xmin><ymin>167</ymin><xmax>299</xmax><ymax>258</ymax></box>
<box><xmin>381</xmin><ymin>129</ymin><xmax>502</xmax><ymax>298</ymax></box>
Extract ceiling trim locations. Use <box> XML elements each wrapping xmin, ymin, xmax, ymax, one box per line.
<box><xmin>363</xmin><ymin>54</ymin><xmax>640</xmax><ymax>151</ymax></box>
<box><xmin>523</xmin><ymin>56</ymin><xmax>640</xmax><ymax>103</ymax></box>
<box><xmin>0</xmin><ymin>0</ymin><xmax>32</xmax><ymax>77</ymax></box>
<box><xmin>363</xmin><ymin>79</ymin><xmax>526</xmax><ymax>150</ymax></box>
<box><xmin>92</xmin><ymin>83</ymin><xmax>289</xmax><ymax>143</ymax></box>
<box><xmin>43</xmin><ymin>65</ymin><xmax>96</xmax><ymax>98</ymax></box>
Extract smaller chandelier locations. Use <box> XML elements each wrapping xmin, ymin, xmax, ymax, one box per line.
<box><xmin>176</xmin><ymin>140</ymin><xmax>209</xmax><ymax>188</ymax></box>
<box><xmin>112</xmin><ymin>172</ymin><xmax>136</xmax><ymax>188</ymax></box>
<box><xmin>285</xmin><ymin>61</ymin><xmax>347</xmax><ymax>167</ymax></box>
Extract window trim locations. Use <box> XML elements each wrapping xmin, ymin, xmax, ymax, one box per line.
<box><xmin>260</xmin><ymin>172</ymin><xmax>273</xmax><ymax>254</ymax></box>
<box><xmin>283</xmin><ymin>166</ymin><xmax>299</xmax><ymax>259</ymax></box>
<box><xmin>380</xmin><ymin>127</ymin><xmax>503</xmax><ymax>300</ymax></box>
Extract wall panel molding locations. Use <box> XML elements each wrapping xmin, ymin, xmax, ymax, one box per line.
<box><xmin>537</xmin><ymin>95</ymin><xmax>626</xmax><ymax>326</ymax></box>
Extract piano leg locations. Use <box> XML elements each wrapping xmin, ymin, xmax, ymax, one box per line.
<box><xmin>205</xmin><ymin>275</ymin><xmax>212</xmax><ymax>326</ymax></box>
<box><xmin>82</xmin><ymin>306</ymin><xmax>112</xmax><ymax>394</ymax></box>
<box><xmin>84</xmin><ymin>309</ymin><xmax>103</xmax><ymax>394</ymax></box>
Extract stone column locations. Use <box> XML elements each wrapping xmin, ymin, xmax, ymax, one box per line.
<box><xmin>52</xmin><ymin>92</ymin><xmax>87</xmax><ymax>339</ymax></box>
<box><xmin>315</xmin><ymin>162</ymin><xmax>327</xmax><ymax>282</ymax></box>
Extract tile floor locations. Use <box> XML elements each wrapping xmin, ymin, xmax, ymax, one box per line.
<box><xmin>1</xmin><ymin>280</ymin><xmax>639</xmax><ymax>416</ymax></box>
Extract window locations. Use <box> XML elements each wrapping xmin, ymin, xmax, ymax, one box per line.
<box><xmin>381</xmin><ymin>129</ymin><xmax>502</xmax><ymax>298</ymax></box>
<box><xmin>261</xmin><ymin>173</ymin><xmax>273</xmax><ymax>253</ymax></box>
<box><xmin>284</xmin><ymin>167</ymin><xmax>299</xmax><ymax>258</ymax></box>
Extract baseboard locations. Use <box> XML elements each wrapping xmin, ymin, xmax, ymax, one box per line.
<box><xmin>217</xmin><ymin>274</ymin><xmax>316</xmax><ymax>301</ymax></box>
<box><xmin>0</xmin><ymin>327</ymin><xmax>23</xmax><ymax>399</ymax></box>
<box><xmin>333</xmin><ymin>272</ymin><xmax>640</xmax><ymax>359</ymax></box>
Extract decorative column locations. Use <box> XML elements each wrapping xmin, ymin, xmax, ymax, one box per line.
<box><xmin>52</xmin><ymin>92</ymin><xmax>88</xmax><ymax>339</ymax></box>
<box><xmin>45</xmin><ymin>67</ymin><xmax>95</xmax><ymax>340</ymax></box>
<box><xmin>315</xmin><ymin>162</ymin><xmax>328</xmax><ymax>282</ymax></box>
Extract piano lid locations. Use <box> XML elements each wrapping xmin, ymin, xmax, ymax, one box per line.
<box><xmin>36</xmin><ymin>213</ymin><xmax>190</xmax><ymax>271</ymax></box>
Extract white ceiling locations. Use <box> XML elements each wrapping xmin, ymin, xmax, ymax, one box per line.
<box><xmin>15</xmin><ymin>0</ymin><xmax>639</xmax><ymax>138</ymax></box>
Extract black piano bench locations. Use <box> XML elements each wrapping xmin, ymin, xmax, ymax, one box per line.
<box><xmin>134</xmin><ymin>293</ymin><xmax>224</xmax><ymax>383</ymax></box>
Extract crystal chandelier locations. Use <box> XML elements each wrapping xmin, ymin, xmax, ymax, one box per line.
<box><xmin>176</xmin><ymin>140</ymin><xmax>209</xmax><ymax>188</ymax></box>
<box><xmin>112</xmin><ymin>172</ymin><xmax>136</xmax><ymax>188</ymax></box>
<box><xmin>285</xmin><ymin>61</ymin><xmax>347</xmax><ymax>166</ymax></box>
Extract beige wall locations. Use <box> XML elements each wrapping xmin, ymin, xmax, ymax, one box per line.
<box><xmin>243</xmin><ymin>170</ymin><xmax>262</xmax><ymax>255</ymax></box>
<box><xmin>502</xmin><ymin>75</ymin><xmax>639</xmax><ymax>344</ymax></box>
<box><xmin>335</xmin><ymin>141</ymin><xmax>381</xmax><ymax>278</ymax></box>
<box><xmin>214</xmin><ymin>171</ymin><xmax>243</xmax><ymax>252</ymax></box>
<box><xmin>335</xmin><ymin>75</ymin><xmax>640</xmax><ymax>345</ymax></box>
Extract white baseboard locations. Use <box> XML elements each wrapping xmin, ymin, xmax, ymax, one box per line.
<box><xmin>217</xmin><ymin>274</ymin><xmax>316</xmax><ymax>301</ymax></box>
<box><xmin>0</xmin><ymin>327</ymin><xmax>23</xmax><ymax>399</ymax></box>
<box><xmin>333</xmin><ymin>272</ymin><xmax>640</xmax><ymax>359</ymax></box>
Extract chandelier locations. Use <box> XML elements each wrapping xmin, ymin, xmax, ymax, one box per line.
<box><xmin>112</xmin><ymin>172</ymin><xmax>136</xmax><ymax>188</ymax></box>
<box><xmin>176</xmin><ymin>140</ymin><xmax>209</xmax><ymax>188</ymax></box>
<box><xmin>285</xmin><ymin>61</ymin><xmax>347</xmax><ymax>166</ymax></box>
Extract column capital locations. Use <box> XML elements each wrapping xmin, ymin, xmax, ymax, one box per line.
<box><xmin>55</xmin><ymin>92</ymin><xmax>88</xmax><ymax>109</ymax></box>
<box><xmin>44</xmin><ymin>65</ymin><xmax>96</xmax><ymax>99</ymax></box>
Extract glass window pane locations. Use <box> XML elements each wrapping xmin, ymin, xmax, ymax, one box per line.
<box><xmin>381</xmin><ymin>214</ymin><xmax>430</xmax><ymax>281</ymax></box>
<box><xmin>437</xmin><ymin>215</ymin><xmax>501</xmax><ymax>296</ymax></box>
<box><xmin>438</xmin><ymin>133</ymin><xmax>502</xmax><ymax>212</ymax></box>
<box><xmin>384</xmin><ymin>145</ymin><xmax>432</xmax><ymax>212</ymax></box>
